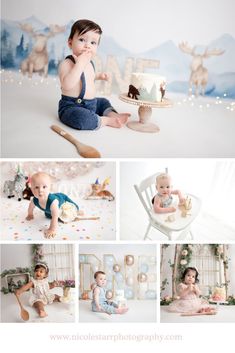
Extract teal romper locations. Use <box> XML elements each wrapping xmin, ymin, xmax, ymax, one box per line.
<box><xmin>33</xmin><ymin>193</ymin><xmax>79</xmax><ymax>219</ymax></box>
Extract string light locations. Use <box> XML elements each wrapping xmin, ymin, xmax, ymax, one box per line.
<box><xmin>1</xmin><ymin>70</ymin><xmax>235</xmax><ymax>114</ymax></box>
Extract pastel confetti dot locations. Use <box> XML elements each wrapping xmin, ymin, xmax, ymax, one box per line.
<box><xmin>14</xmin><ymin>232</ymin><xmax>18</xmax><ymax>235</ymax></box>
<box><xmin>86</xmin><ymin>236</ymin><xmax>90</xmax><ymax>239</ymax></box>
<box><xmin>14</xmin><ymin>236</ymin><xmax>19</xmax><ymax>239</ymax></box>
<box><xmin>76</xmin><ymin>229</ymin><xmax>80</xmax><ymax>232</ymax></box>
<box><xmin>62</xmin><ymin>237</ymin><xmax>68</xmax><ymax>240</ymax></box>
<box><xmin>82</xmin><ymin>229</ymin><xmax>85</xmax><ymax>231</ymax></box>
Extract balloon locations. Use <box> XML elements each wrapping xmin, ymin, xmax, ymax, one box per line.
<box><xmin>145</xmin><ymin>290</ymin><xmax>156</xmax><ymax>299</ymax></box>
<box><xmin>140</xmin><ymin>263</ymin><xmax>149</xmax><ymax>273</ymax></box>
<box><xmin>125</xmin><ymin>255</ymin><xmax>134</xmax><ymax>266</ymax></box>
<box><xmin>137</xmin><ymin>272</ymin><xmax>148</xmax><ymax>283</ymax></box>
<box><xmin>106</xmin><ymin>290</ymin><xmax>113</xmax><ymax>300</ymax></box>
<box><xmin>126</xmin><ymin>276</ymin><xmax>134</xmax><ymax>286</ymax></box>
<box><xmin>106</xmin><ymin>280</ymin><xmax>113</xmax><ymax>290</ymax></box>
<box><xmin>113</xmin><ymin>264</ymin><xmax>121</xmax><ymax>272</ymax></box>
<box><xmin>125</xmin><ymin>288</ymin><xmax>134</xmax><ymax>299</ymax></box>
<box><xmin>104</xmin><ymin>255</ymin><xmax>114</xmax><ymax>266</ymax></box>
<box><xmin>115</xmin><ymin>272</ymin><xmax>123</xmax><ymax>283</ymax></box>
<box><xmin>79</xmin><ymin>255</ymin><xmax>86</xmax><ymax>263</ymax></box>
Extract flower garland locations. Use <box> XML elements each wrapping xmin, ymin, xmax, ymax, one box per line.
<box><xmin>32</xmin><ymin>244</ymin><xmax>44</xmax><ymax>265</ymax></box>
<box><xmin>177</xmin><ymin>244</ymin><xmax>193</xmax><ymax>283</ymax></box>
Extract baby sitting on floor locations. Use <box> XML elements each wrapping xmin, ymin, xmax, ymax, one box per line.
<box><xmin>91</xmin><ymin>271</ymin><xmax>128</xmax><ymax>315</ymax></box>
<box><xmin>26</xmin><ymin>172</ymin><xmax>83</xmax><ymax>238</ymax></box>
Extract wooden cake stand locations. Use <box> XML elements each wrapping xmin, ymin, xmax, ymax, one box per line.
<box><xmin>119</xmin><ymin>93</ymin><xmax>173</xmax><ymax>133</ymax></box>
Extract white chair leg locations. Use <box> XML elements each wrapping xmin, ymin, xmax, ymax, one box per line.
<box><xmin>189</xmin><ymin>228</ymin><xmax>194</xmax><ymax>240</ymax></box>
<box><xmin>143</xmin><ymin>222</ymin><xmax>152</xmax><ymax>240</ymax></box>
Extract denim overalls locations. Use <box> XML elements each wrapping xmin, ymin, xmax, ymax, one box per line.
<box><xmin>58</xmin><ymin>56</ymin><xmax>116</xmax><ymax>130</ymax></box>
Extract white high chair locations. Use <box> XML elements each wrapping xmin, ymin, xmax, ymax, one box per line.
<box><xmin>134</xmin><ymin>172</ymin><xmax>201</xmax><ymax>240</ymax></box>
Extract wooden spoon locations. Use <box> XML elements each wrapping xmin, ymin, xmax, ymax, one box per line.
<box><xmin>51</xmin><ymin>125</ymin><xmax>101</xmax><ymax>158</ymax></box>
<box><xmin>14</xmin><ymin>293</ymin><xmax>29</xmax><ymax>321</ymax></box>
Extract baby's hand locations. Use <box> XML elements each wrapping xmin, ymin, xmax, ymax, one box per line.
<box><xmin>169</xmin><ymin>207</ymin><xmax>176</xmax><ymax>212</ymax></box>
<box><xmin>15</xmin><ymin>289</ymin><xmax>20</xmax><ymax>296</ymax></box>
<box><xmin>179</xmin><ymin>198</ymin><xmax>185</xmax><ymax>206</ymax></box>
<box><xmin>98</xmin><ymin>72</ymin><xmax>110</xmax><ymax>81</ymax></box>
<box><xmin>26</xmin><ymin>214</ymin><xmax>34</xmax><ymax>221</ymax></box>
<box><xmin>73</xmin><ymin>50</ymin><xmax>92</xmax><ymax>67</ymax></box>
<box><xmin>51</xmin><ymin>280</ymin><xmax>59</xmax><ymax>288</ymax></box>
<box><xmin>44</xmin><ymin>228</ymin><xmax>57</xmax><ymax>239</ymax></box>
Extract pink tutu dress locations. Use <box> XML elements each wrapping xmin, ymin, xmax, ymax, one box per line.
<box><xmin>168</xmin><ymin>283</ymin><xmax>207</xmax><ymax>313</ymax></box>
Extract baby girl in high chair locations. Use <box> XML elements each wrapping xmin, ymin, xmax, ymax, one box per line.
<box><xmin>26</xmin><ymin>172</ymin><xmax>93</xmax><ymax>238</ymax></box>
<box><xmin>152</xmin><ymin>173</ymin><xmax>185</xmax><ymax>213</ymax></box>
<box><xmin>15</xmin><ymin>262</ymin><xmax>61</xmax><ymax>318</ymax></box>
<box><xmin>91</xmin><ymin>271</ymin><xmax>128</xmax><ymax>315</ymax></box>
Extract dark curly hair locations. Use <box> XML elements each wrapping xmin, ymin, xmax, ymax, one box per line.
<box><xmin>68</xmin><ymin>19</ymin><xmax>102</xmax><ymax>40</ymax></box>
<box><xmin>181</xmin><ymin>267</ymin><xmax>199</xmax><ymax>283</ymax></box>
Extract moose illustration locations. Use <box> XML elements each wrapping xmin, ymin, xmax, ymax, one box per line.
<box><xmin>19</xmin><ymin>23</ymin><xmax>65</xmax><ymax>77</ymax></box>
<box><xmin>179</xmin><ymin>42</ymin><xmax>225</xmax><ymax>96</ymax></box>
<box><xmin>128</xmin><ymin>84</ymin><xmax>140</xmax><ymax>100</ymax></box>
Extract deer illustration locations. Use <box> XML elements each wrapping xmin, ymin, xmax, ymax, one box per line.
<box><xmin>179</xmin><ymin>42</ymin><xmax>225</xmax><ymax>96</ymax></box>
<box><xmin>19</xmin><ymin>23</ymin><xmax>65</xmax><ymax>77</ymax></box>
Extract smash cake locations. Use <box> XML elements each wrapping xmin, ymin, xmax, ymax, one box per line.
<box><xmin>211</xmin><ymin>286</ymin><xmax>226</xmax><ymax>301</ymax></box>
<box><xmin>128</xmin><ymin>72</ymin><xmax>166</xmax><ymax>103</ymax></box>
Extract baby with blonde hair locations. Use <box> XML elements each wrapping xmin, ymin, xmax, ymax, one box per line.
<box><xmin>152</xmin><ymin>173</ymin><xmax>185</xmax><ymax>213</ymax></box>
<box><xmin>26</xmin><ymin>172</ymin><xmax>82</xmax><ymax>238</ymax></box>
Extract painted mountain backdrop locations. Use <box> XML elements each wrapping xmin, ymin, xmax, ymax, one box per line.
<box><xmin>1</xmin><ymin>16</ymin><xmax>235</xmax><ymax>97</ymax></box>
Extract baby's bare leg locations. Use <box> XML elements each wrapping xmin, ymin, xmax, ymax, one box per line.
<box><xmin>33</xmin><ymin>301</ymin><xmax>47</xmax><ymax>317</ymax></box>
<box><xmin>53</xmin><ymin>294</ymin><xmax>61</xmax><ymax>302</ymax></box>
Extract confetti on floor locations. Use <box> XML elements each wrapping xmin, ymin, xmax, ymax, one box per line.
<box><xmin>0</xmin><ymin>197</ymin><xmax>116</xmax><ymax>241</ymax></box>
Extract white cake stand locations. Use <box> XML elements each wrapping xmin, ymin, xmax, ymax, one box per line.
<box><xmin>119</xmin><ymin>93</ymin><xmax>173</xmax><ymax>133</ymax></box>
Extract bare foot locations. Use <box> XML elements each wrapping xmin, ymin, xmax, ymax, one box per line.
<box><xmin>116</xmin><ymin>307</ymin><xmax>129</xmax><ymax>314</ymax></box>
<box><xmin>39</xmin><ymin>310</ymin><xmax>48</xmax><ymax>317</ymax></box>
<box><xmin>101</xmin><ymin>113</ymin><xmax>130</xmax><ymax>128</ymax></box>
<box><xmin>107</xmin><ymin>112</ymin><xmax>130</xmax><ymax>124</ymax></box>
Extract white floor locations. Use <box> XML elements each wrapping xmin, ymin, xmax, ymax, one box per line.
<box><xmin>0</xmin><ymin>288</ymin><xmax>75</xmax><ymax>323</ymax></box>
<box><xmin>120</xmin><ymin>208</ymin><xmax>235</xmax><ymax>241</ymax></box>
<box><xmin>160</xmin><ymin>305</ymin><xmax>235</xmax><ymax>323</ymax></box>
<box><xmin>0</xmin><ymin>197</ymin><xmax>116</xmax><ymax>241</ymax></box>
<box><xmin>1</xmin><ymin>71</ymin><xmax>235</xmax><ymax>158</ymax></box>
<box><xmin>79</xmin><ymin>299</ymin><xmax>157</xmax><ymax>322</ymax></box>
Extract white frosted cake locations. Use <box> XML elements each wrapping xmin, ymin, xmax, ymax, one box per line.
<box><xmin>128</xmin><ymin>72</ymin><xmax>166</xmax><ymax>103</ymax></box>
